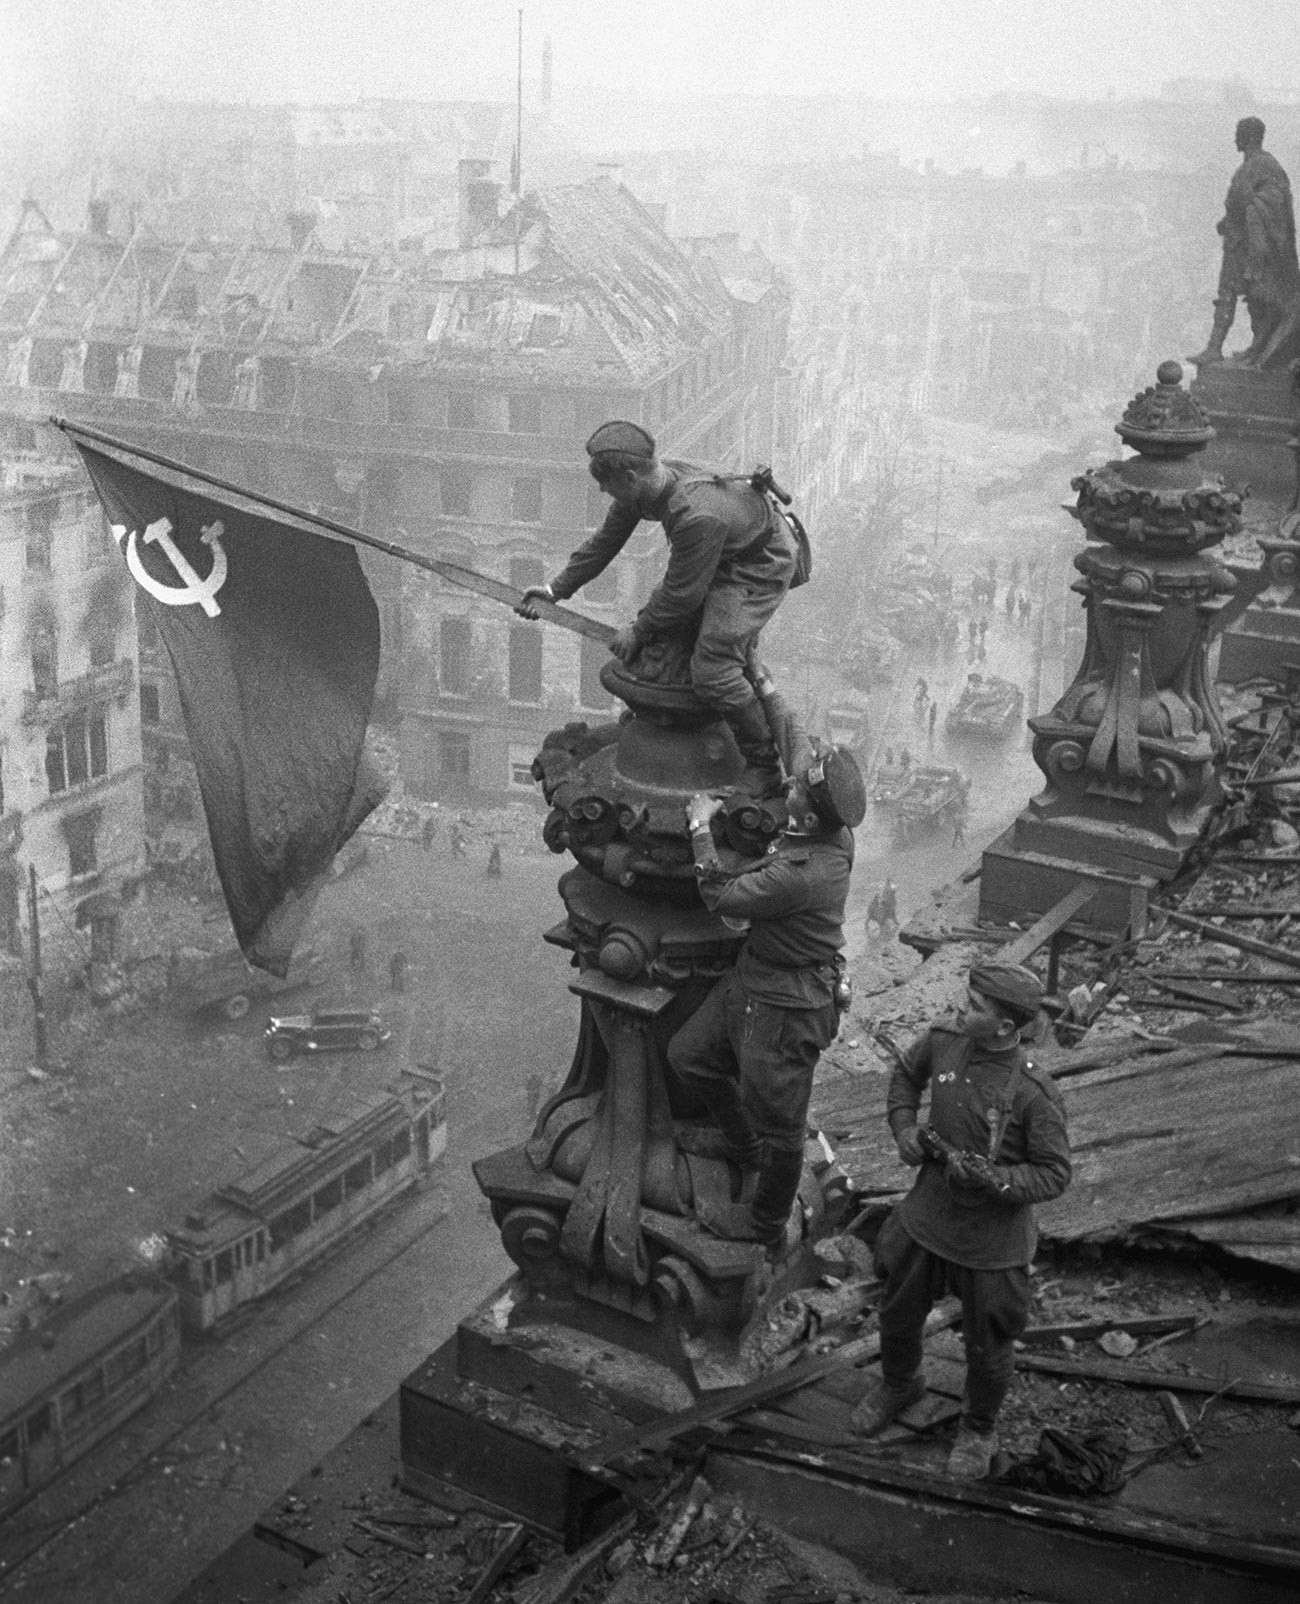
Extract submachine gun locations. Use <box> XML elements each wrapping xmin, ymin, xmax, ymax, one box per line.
<box><xmin>916</xmin><ymin>1126</ymin><xmax>1012</xmax><ymax>1197</ymax></box>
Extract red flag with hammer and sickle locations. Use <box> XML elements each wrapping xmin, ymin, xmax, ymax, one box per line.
<box><xmin>71</xmin><ymin>434</ymin><xmax>385</xmax><ymax>975</ymax></box>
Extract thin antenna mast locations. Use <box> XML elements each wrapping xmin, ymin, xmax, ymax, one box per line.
<box><xmin>513</xmin><ymin>7</ymin><xmax>523</xmax><ymax>275</ymax></box>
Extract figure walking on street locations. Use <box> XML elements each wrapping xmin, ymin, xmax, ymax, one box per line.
<box><xmin>486</xmin><ymin>842</ymin><xmax>503</xmax><ymax>878</ymax></box>
<box><xmin>517</xmin><ymin>421</ymin><xmax>799</xmax><ymax>794</ymax></box>
<box><xmin>389</xmin><ymin>950</ymin><xmax>408</xmax><ymax>994</ymax></box>
<box><xmin>450</xmin><ymin>821</ymin><xmax>468</xmax><ymax>859</ymax></box>
<box><xmin>852</xmin><ymin>961</ymin><xmax>1071</xmax><ymax>1480</ymax></box>
<box><xmin>421</xmin><ymin>815</ymin><xmax>437</xmax><ymax>851</ymax></box>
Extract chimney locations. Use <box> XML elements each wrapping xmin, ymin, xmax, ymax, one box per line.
<box><xmin>87</xmin><ymin>198</ymin><xmax>111</xmax><ymax>235</ymax></box>
<box><xmin>458</xmin><ymin>158</ymin><xmax>500</xmax><ymax>247</ymax></box>
<box><xmin>541</xmin><ymin>37</ymin><xmax>553</xmax><ymax>106</ymax></box>
<box><xmin>595</xmin><ymin>161</ymin><xmax>623</xmax><ymax>188</ymax></box>
<box><xmin>287</xmin><ymin>211</ymin><xmax>317</xmax><ymax>251</ymax></box>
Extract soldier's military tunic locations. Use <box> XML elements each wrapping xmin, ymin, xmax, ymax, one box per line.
<box><xmin>881</xmin><ymin>1023</ymin><xmax>1072</xmax><ymax>1433</ymax></box>
<box><xmin>548</xmin><ymin>461</ymin><xmax>795</xmax><ymax>712</ymax></box>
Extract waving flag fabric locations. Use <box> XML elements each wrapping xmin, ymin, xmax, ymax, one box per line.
<box><xmin>70</xmin><ymin>432</ymin><xmax>384</xmax><ymax>975</ymax></box>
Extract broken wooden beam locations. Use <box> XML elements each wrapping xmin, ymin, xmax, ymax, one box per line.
<box><xmin>1156</xmin><ymin>1391</ymin><xmax>1203</xmax><ymax>1459</ymax></box>
<box><xmin>511</xmin><ymin>1510</ymin><xmax>637</xmax><ymax>1604</ymax></box>
<box><xmin>1236</xmin><ymin>766</ymin><xmax>1300</xmax><ymax>787</ymax></box>
<box><xmin>1015</xmin><ymin>1351</ymin><xmax>1300</xmax><ymax>1404</ymax></box>
<box><xmin>648</xmin><ymin>1475</ymin><xmax>710</xmax><ymax>1569</ymax></box>
<box><xmin>1140</xmin><ymin>968</ymin><xmax>1300</xmax><ymax>985</ymax></box>
<box><xmin>1162</xmin><ymin>908</ymin><xmax>1300</xmax><ymax>972</ymax></box>
<box><xmin>1149</xmin><ymin>978</ymin><xmax>1247</xmax><ymax>1012</ymax></box>
<box><xmin>1178</xmin><ymin>906</ymin><xmax>1300</xmax><ymax>919</ymax></box>
<box><xmin>996</xmin><ymin>883</ymin><xmax>1097</xmax><ymax>964</ymax></box>
<box><xmin>463</xmin><ymin>1522</ymin><xmax>528</xmax><ymax>1604</ymax></box>
<box><xmin>1017</xmin><ymin>1313</ymin><xmax>1202</xmax><ymax>1346</ymax></box>
<box><xmin>588</xmin><ymin>1306</ymin><xmax>960</xmax><ymax>1468</ymax></box>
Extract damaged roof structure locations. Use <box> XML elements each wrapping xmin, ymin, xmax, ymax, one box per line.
<box><xmin>0</xmin><ymin>171</ymin><xmax>792</xmax><ymax>802</ymax></box>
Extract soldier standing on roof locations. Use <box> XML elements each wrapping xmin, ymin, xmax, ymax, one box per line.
<box><xmin>515</xmin><ymin>422</ymin><xmax>798</xmax><ymax>794</ymax></box>
<box><xmin>852</xmin><ymin>960</ymin><xmax>1071</xmax><ymax>1481</ymax></box>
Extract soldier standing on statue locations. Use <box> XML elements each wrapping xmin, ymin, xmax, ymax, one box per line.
<box><xmin>1189</xmin><ymin>116</ymin><xmax>1300</xmax><ymax>369</ymax></box>
<box><xmin>852</xmin><ymin>960</ymin><xmax>1071</xmax><ymax>1480</ymax></box>
<box><xmin>667</xmin><ymin>660</ymin><xmax>864</xmax><ymax>1249</ymax></box>
<box><xmin>515</xmin><ymin>422</ymin><xmax>797</xmax><ymax>794</ymax></box>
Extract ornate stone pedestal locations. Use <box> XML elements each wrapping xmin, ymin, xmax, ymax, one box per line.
<box><xmin>400</xmin><ymin>653</ymin><xmax>848</xmax><ymax>1525</ymax></box>
<box><xmin>981</xmin><ymin>363</ymin><xmax>1245</xmax><ymax>934</ymax></box>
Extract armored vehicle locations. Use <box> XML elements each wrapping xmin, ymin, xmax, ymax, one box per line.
<box><xmin>945</xmin><ymin>673</ymin><xmax>1025</xmax><ymax>737</ymax></box>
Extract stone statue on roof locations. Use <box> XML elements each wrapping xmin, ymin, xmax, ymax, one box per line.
<box><xmin>1189</xmin><ymin>117</ymin><xmax>1300</xmax><ymax>371</ymax></box>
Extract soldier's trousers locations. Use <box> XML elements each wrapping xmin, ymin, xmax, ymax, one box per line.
<box><xmin>689</xmin><ymin>575</ymin><xmax>792</xmax><ymax>712</ymax></box>
<box><xmin>667</xmin><ymin>970</ymin><xmax>838</xmax><ymax>1154</ymax></box>
<box><xmin>874</xmin><ymin>1212</ymin><xmax>1031</xmax><ymax>1434</ymax></box>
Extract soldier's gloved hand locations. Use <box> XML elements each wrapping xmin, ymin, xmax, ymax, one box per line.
<box><xmin>895</xmin><ymin>1125</ymin><xmax>927</xmax><ymax>1167</ymax></box>
<box><xmin>608</xmin><ymin>624</ymin><xmax>639</xmax><ymax>662</ymax></box>
<box><xmin>515</xmin><ymin>583</ymin><xmax>554</xmax><ymax>620</ymax></box>
<box><xmin>686</xmin><ymin>792</ymin><xmax>725</xmax><ymax>833</ymax></box>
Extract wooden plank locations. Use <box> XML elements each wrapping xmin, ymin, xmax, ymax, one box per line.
<box><xmin>587</xmin><ymin>1306</ymin><xmax>958</xmax><ymax>1467</ymax></box>
<box><xmin>1014</xmin><ymin>1351</ymin><xmax>1300</xmax><ymax>1404</ymax></box>
<box><xmin>1018</xmin><ymin>1313</ymin><xmax>1201</xmax><ymax>1346</ymax></box>
<box><xmin>1149</xmin><ymin>978</ymin><xmax>1247</xmax><ymax>1012</ymax></box>
<box><xmin>710</xmin><ymin>1445</ymin><xmax>1300</xmax><ymax>1598</ymax></box>
<box><xmin>1162</xmin><ymin>909</ymin><xmax>1300</xmax><ymax>972</ymax></box>
<box><xmin>1040</xmin><ymin>1050</ymin><xmax>1300</xmax><ymax>1239</ymax></box>
<box><xmin>1179</xmin><ymin>906</ymin><xmax>1300</xmax><ymax>919</ymax></box>
<box><xmin>995</xmin><ymin>883</ymin><xmax>1097</xmax><ymax>964</ymax></box>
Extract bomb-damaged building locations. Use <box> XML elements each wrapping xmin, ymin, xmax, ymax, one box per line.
<box><xmin>0</xmin><ymin>167</ymin><xmax>796</xmax><ymax>828</ymax></box>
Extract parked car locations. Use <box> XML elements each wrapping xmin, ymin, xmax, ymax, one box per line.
<box><xmin>264</xmin><ymin>1008</ymin><xmax>391</xmax><ymax>1061</ymax></box>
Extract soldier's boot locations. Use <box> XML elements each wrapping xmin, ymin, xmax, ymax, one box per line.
<box><xmin>721</xmin><ymin>696</ymin><xmax>785</xmax><ymax>799</ymax></box>
<box><xmin>1187</xmin><ymin>301</ymin><xmax>1235</xmax><ymax>366</ymax></box>
<box><xmin>947</xmin><ymin>1424</ymin><xmax>999</xmax><ymax>1480</ymax></box>
<box><xmin>746</xmin><ymin>1146</ymin><xmax>806</xmax><ymax>1249</ymax></box>
<box><xmin>850</xmin><ymin>1374</ymin><xmax>927</xmax><ymax>1436</ymax></box>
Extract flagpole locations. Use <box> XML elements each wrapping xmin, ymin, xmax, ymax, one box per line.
<box><xmin>50</xmin><ymin>416</ymin><xmax>614</xmax><ymax>646</ymax></box>
<box><xmin>514</xmin><ymin>7</ymin><xmax>523</xmax><ymax>278</ymax></box>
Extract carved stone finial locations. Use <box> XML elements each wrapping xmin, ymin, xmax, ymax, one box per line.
<box><xmin>1115</xmin><ymin>360</ymin><xmax>1214</xmax><ymax>458</ymax></box>
<box><xmin>1070</xmin><ymin>359</ymin><xmax>1245</xmax><ymax>557</ymax></box>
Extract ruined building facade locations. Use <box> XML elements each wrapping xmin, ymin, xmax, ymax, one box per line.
<box><xmin>0</xmin><ymin>450</ymin><xmax>144</xmax><ymax>965</ymax></box>
<box><xmin>0</xmin><ymin>168</ymin><xmax>790</xmax><ymax>834</ymax></box>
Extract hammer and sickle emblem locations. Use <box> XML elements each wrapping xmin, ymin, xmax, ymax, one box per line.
<box><xmin>115</xmin><ymin>517</ymin><xmax>228</xmax><ymax>618</ymax></box>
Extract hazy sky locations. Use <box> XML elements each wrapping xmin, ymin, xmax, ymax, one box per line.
<box><xmin>4</xmin><ymin>0</ymin><xmax>1300</xmax><ymax>123</ymax></box>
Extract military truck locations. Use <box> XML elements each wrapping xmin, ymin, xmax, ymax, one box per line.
<box><xmin>170</xmin><ymin>942</ymin><xmax>325</xmax><ymax>1022</ymax></box>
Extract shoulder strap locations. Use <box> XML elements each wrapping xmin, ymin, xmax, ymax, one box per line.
<box><xmin>986</xmin><ymin>1051</ymin><xmax>1026</xmax><ymax>1163</ymax></box>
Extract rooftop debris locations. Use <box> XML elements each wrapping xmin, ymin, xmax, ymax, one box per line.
<box><xmin>816</xmin><ymin>672</ymin><xmax>1300</xmax><ymax>1277</ymax></box>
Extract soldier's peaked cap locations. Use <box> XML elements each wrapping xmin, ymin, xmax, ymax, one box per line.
<box><xmin>804</xmin><ymin>746</ymin><xmax>867</xmax><ymax>830</ymax></box>
<box><xmin>586</xmin><ymin>420</ymin><xmax>656</xmax><ymax>459</ymax></box>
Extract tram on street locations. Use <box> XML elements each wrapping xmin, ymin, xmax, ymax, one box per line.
<box><xmin>0</xmin><ymin>1277</ymin><xmax>182</xmax><ymax>1519</ymax></box>
<box><xmin>166</xmin><ymin>1074</ymin><xmax>446</xmax><ymax>1333</ymax></box>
